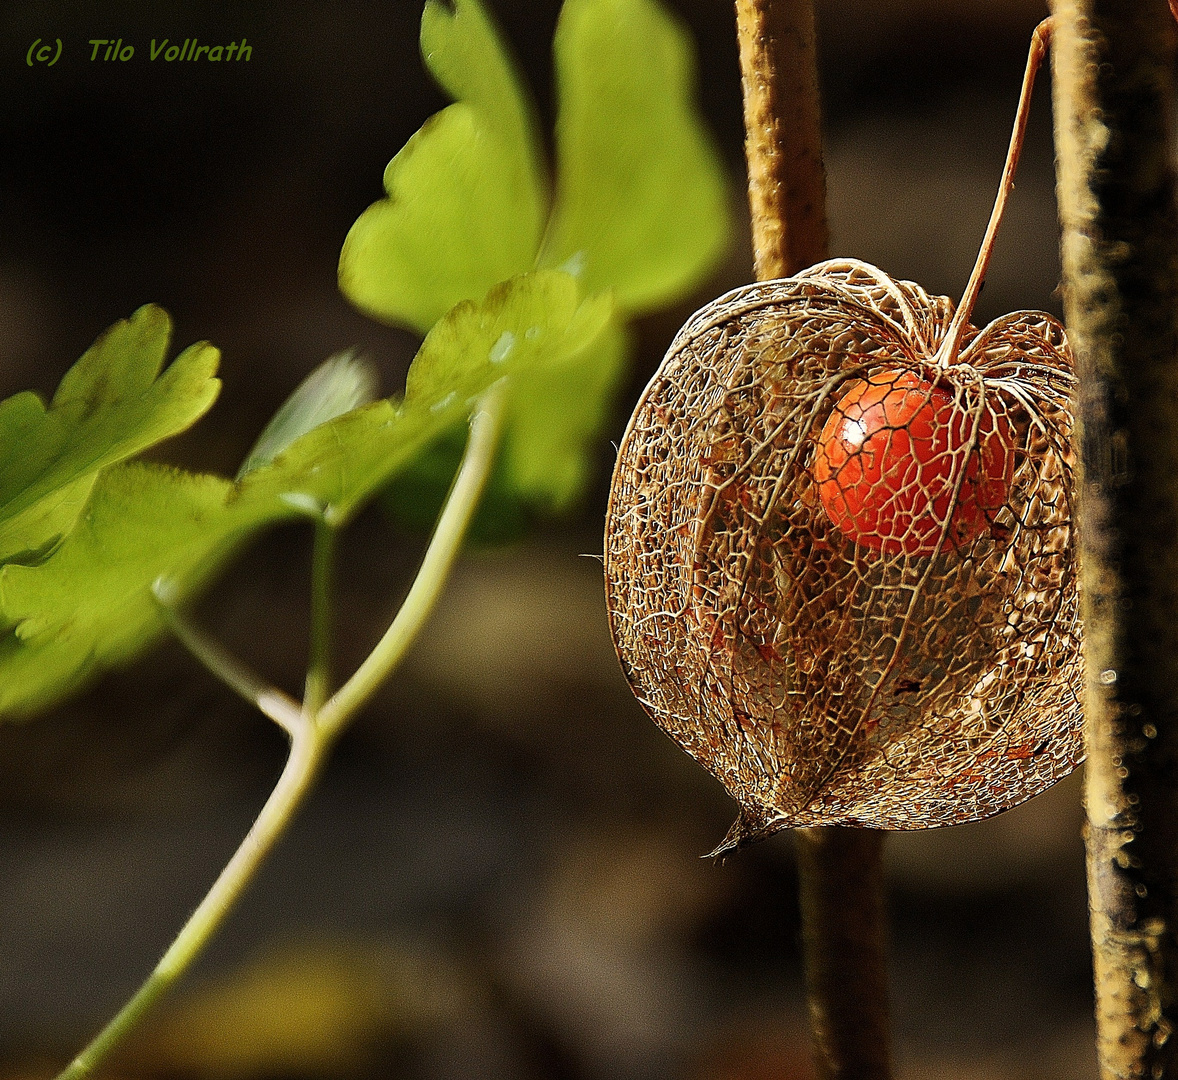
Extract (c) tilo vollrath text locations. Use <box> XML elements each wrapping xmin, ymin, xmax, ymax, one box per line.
<box><xmin>89</xmin><ymin>39</ymin><xmax>252</xmax><ymax>62</ymax></box>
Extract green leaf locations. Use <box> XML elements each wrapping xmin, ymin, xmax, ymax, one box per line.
<box><xmin>381</xmin><ymin>302</ymin><xmax>626</xmax><ymax>529</ymax></box>
<box><xmin>540</xmin><ymin>0</ymin><xmax>730</xmax><ymax>314</ymax></box>
<box><xmin>381</xmin><ymin>428</ymin><xmax>530</xmax><ymax>544</ymax></box>
<box><xmin>338</xmin><ymin>0</ymin><xmax>546</xmax><ymax>335</ymax></box>
<box><xmin>237</xmin><ymin>351</ymin><xmax>379</xmax><ymax>479</ymax></box>
<box><xmin>0</xmin><ymin>305</ymin><xmax>220</xmax><ymax>565</ymax></box>
<box><xmin>0</xmin><ymin>273</ymin><xmax>613</xmax><ymax>719</ymax></box>
<box><xmin>249</xmin><ymin>270</ymin><xmax>613</xmax><ymax>526</ymax></box>
<box><xmin>340</xmin><ymin>0</ymin><xmax>731</xmax><ymax>524</ymax></box>
<box><xmin>501</xmin><ymin>317</ymin><xmax>630</xmax><ymax>509</ymax></box>
<box><xmin>0</xmin><ymin>464</ymin><xmax>274</xmax><ymax>718</ymax></box>
<box><xmin>419</xmin><ymin>0</ymin><xmax>542</xmax><ymax>170</ymax></box>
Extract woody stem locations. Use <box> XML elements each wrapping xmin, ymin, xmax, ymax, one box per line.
<box><xmin>735</xmin><ymin>3</ymin><xmax>893</xmax><ymax>1079</ymax></box>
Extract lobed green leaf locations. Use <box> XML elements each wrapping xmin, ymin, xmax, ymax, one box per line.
<box><xmin>338</xmin><ymin>0</ymin><xmax>546</xmax><ymax>334</ymax></box>
<box><xmin>344</xmin><ymin>0</ymin><xmax>732</xmax><ymax>525</ymax></box>
<box><xmin>0</xmin><ymin>305</ymin><xmax>220</xmax><ymax>566</ymax></box>
<box><xmin>540</xmin><ymin>0</ymin><xmax>730</xmax><ymax>314</ymax></box>
<box><xmin>0</xmin><ymin>464</ymin><xmax>263</xmax><ymax>717</ymax></box>
<box><xmin>419</xmin><ymin>0</ymin><xmax>543</xmax><ymax>175</ymax></box>
<box><xmin>0</xmin><ymin>273</ymin><xmax>609</xmax><ymax>718</ymax></box>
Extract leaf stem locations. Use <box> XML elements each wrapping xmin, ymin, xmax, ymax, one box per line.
<box><xmin>153</xmin><ymin>587</ymin><xmax>305</xmax><ymax>738</ymax></box>
<box><xmin>316</xmin><ymin>384</ymin><xmax>505</xmax><ymax>740</ymax></box>
<box><xmin>53</xmin><ymin>725</ymin><xmax>323</xmax><ymax>1080</ymax></box>
<box><xmin>304</xmin><ymin>518</ymin><xmax>336</xmax><ymax>716</ymax></box>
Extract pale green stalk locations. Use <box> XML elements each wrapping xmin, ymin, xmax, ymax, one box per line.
<box><xmin>54</xmin><ymin>724</ymin><xmax>322</xmax><ymax>1080</ymax></box>
<box><xmin>303</xmin><ymin>518</ymin><xmax>337</xmax><ymax>716</ymax></box>
<box><xmin>153</xmin><ymin>589</ymin><xmax>305</xmax><ymax>736</ymax></box>
<box><xmin>55</xmin><ymin>387</ymin><xmax>505</xmax><ymax>1080</ymax></box>
<box><xmin>315</xmin><ymin>385</ymin><xmax>504</xmax><ymax>739</ymax></box>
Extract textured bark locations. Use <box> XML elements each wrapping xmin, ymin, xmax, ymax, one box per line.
<box><xmin>735</xmin><ymin>0</ymin><xmax>830</xmax><ymax>278</ymax></box>
<box><xmin>735</xmin><ymin>3</ymin><xmax>891</xmax><ymax>1078</ymax></box>
<box><xmin>1051</xmin><ymin>2</ymin><xmax>1178</xmax><ymax>1076</ymax></box>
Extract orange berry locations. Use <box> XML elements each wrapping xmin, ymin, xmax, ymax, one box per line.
<box><xmin>812</xmin><ymin>369</ymin><xmax>1013</xmax><ymax>555</ymax></box>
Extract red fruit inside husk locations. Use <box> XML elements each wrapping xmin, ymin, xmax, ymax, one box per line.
<box><xmin>812</xmin><ymin>368</ymin><xmax>1014</xmax><ymax>555</ymax></box>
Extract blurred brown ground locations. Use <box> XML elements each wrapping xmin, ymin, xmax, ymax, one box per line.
<box><xmin>0</xmin><ymin>1</ymin><xmax>1100</xmax><ymax>1077</ymax></box>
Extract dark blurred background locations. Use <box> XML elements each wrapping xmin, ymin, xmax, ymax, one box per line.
<box><xmin>0</xmin><ymin>2</ymin><xmax>1095</xmax><ymax>1078</ymax></box>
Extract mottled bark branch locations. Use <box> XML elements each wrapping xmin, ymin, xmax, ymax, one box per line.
<box><xmin>735</xmin><ymin>0</ymin><xmax>830</xmax><ymax>278</ymax></box>
<box><xmin>734</xmin><ymin>3</ymin><xmax>892</xmax><ymax>1078</ymax></box>
<box><xmin>1050</xmin><ymin>2</ymin><xmax>1178</xmax><ymax>1077</ymax></box>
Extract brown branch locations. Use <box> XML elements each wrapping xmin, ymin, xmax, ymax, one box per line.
<box><xmin>734</xmin><ymin>3</ymin><xmax>891</xmax><ymax>1078</ymax></box>
<box><xmin>796</xmin><ymin>828</ymin><xmax>892</xmax><ymax>1080</ymax></box>
<box><xmin>1051</xmin><ymin>2</ymin><xmax>1178</xmax><ymax>1076</ymax></box>
<box><xmin>735</xmin><ymin>0</ymin><xmax>830</xmax><ymax>278</ymax></box>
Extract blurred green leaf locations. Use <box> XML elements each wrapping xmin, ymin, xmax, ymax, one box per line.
<box><xmin>0</xmin><ymin>273</ymin><xmax>609</xmax><ymax>717</ymax></box>
<box><xmin>419</xmin><ymin>0</ymin><xmax>543</xmax><ymax>175</ymax></box>
<box><xmin>338</xmin><ymin>0</ymin><xmax>546</xmax><ymax>334</ymax></box>
<box><xmin>251</xmin><ymin>270</ymin><xmax>612</xmax><ymax>526</ymax></box>
<box><xmin>238</xmin><ymin>352</ymin><xmax>379</xmax><ymax>479</ymax></box>
<box><xmin>501</xmin><ymin>317</ymin><xmax>630</xmax><ymax>510</ymax></box>
<box><xmin>540</xmin><ymin>0</ymin><xmax>730</xmax><ymax>314</ymax></box>
<box><xmin>382</xmin><ymin>428</ymin><xmax>531</xmax><ymax>544</ymax></box>
<box><xmin>0</xmin><ymin>305</ymin><xmax>220</xmax><ymax>565</ymax></box>
<box><xmin>345</xmin><ymin>0</ymin><xmax>730</xmax><ymax>529</ymax></box>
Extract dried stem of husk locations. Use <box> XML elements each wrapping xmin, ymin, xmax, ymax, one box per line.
<box><xmin>1051</xmin><ymin>1</ymin><xmax>1178</xmax><ymax>1076</ymax></box>
<box><xmin>735</xmin><ymin>3</ymin><xmax>892</xmax><ymax>1078</ymax></box>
